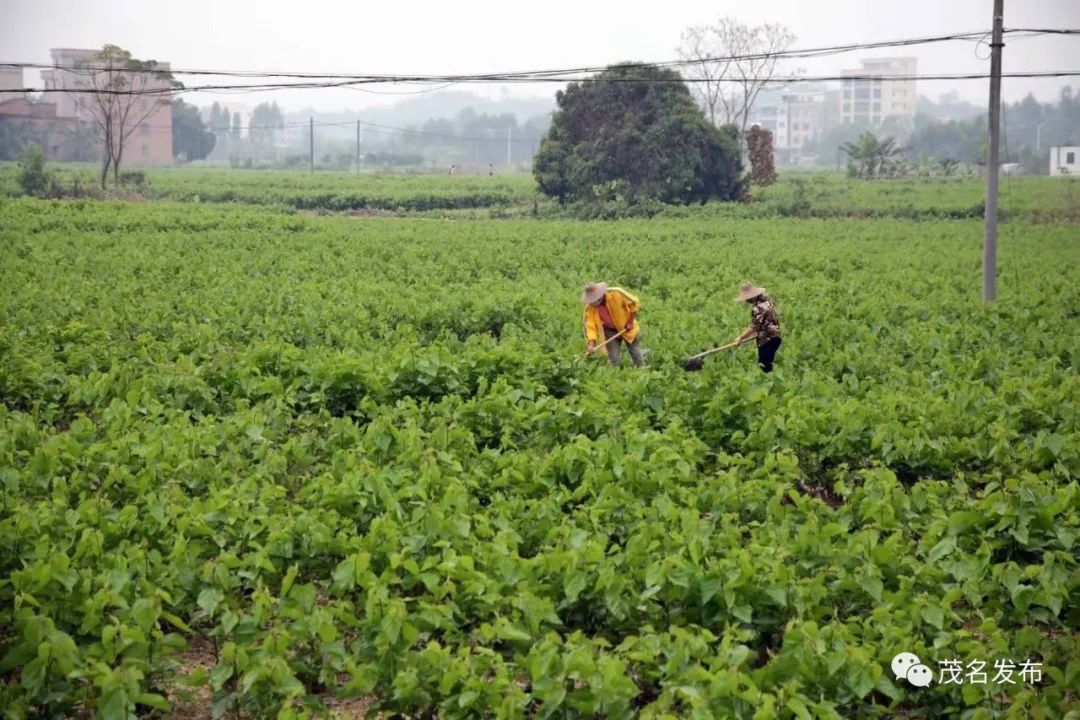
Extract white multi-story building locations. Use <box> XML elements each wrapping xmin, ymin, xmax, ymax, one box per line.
<box><xmin>749</xmin><ymin>103</ymin><xmax>787</xmax><ymax>148</ymax></box>
<box><xmin>781</xmin><ymin>88</ymin><xmax>840</xmax><ymax>151</ymax></box>
<box><xmin>840</xmin><ymin>57</ymin><xmax>917</xmax><ymax>126</ymax></box>
<box><xmin>747</xmin><ymin>86</ymin><xmax>840</xmax><ymax>163</ymax></box>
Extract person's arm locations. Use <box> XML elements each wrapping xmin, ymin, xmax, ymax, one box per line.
<box><xmin>584</xmin><ymin>307</ymin><xmax>601</xmax><ymax>353</ymax></box>
<box><xmin>618</xmin><ymin>291</ymin><xmax>640</xmax><ymax>332</ymax></box>
<box><xmin>735</xmin><ymin>308</ymin><xmax>757</xmax><ymax>344</ymax></box>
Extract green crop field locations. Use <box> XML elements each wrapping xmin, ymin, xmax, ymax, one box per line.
<box><xmin>1</xmin><ymin>180</ymin><xmax>1078</xmax><ymax>719</ymax></box>
<box><xmin>3</xmin><ymin>165</ymin><xmax>1078</xmax><ymax>221</ymax></box>
<box><xmin>0</xmin><ymin>165</ymin><xmax>540</xmax><ymax>214</ymax></box>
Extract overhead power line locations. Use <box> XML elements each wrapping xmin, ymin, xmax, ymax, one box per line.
<box><xmin>0</xmin><ymin>29</ymin><xmax>1013</xmax><ymax>80</ymax></box>
<box><xmin>0</xmin><ymin>27</ymin><xmax>1076</xmax><ymax>97</ymax></box>
<box><xmin>5</xmin><ymin>70</ymin><xmax>1079</xmax><ymax>97</ymax></box>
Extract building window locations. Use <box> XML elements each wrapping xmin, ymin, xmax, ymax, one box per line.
<box><xmin>873</xmin><ymin>88</ymin><xmax>881</xmax><ymax>98</ymax></box>
<box><xmin>1068</xmin><ymin>152</ymin><xmax>1076</xmax><ymax>164</ymax></box>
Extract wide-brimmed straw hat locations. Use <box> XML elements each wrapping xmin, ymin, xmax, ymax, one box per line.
<box><xmin>581</xmin><ymin>282</ymin><xmax>608</xmax><ymax>304</ymax></box>
<box><xmin>735</xmin><ymin>281</ymin><xmax>766</xmax><ymax>302</ymax></box>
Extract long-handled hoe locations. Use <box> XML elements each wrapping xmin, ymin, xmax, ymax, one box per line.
<box><xmin>682</xmin><ymin>338</ymin><xmax>748</xmax><ymax>372</ymax></box>
<box><xmin>585</xmin><ymin>329</ymin><xmax>627</xmax><ymax>359</ymax></box>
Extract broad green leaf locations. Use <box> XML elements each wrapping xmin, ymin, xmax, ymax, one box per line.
<box><xmin>210</xmin><ymin>662</ymin><xmax>234</xmax><ymax>691</ymax></box>
<box><xmin>99</xmin><ymin>686</ymin><xmax>129</xmax><ymax>720</ymax></box>
<box><xmin>928</xmin><ymin>536</ymin><xmax>957</xmax><ymax>562</ymax></box>
<box><xmin>281</xmin><ymin>565</ymin><xmax>299</xmax><ymax>597</ymax></box>
<box><xmin>20</xmin><ymin>657</ymin><xmax>46</xmax><ymax>694</ymax></box>
<box><xmin>161</xmin><ymin>611</ymin><xmax>192</xmax><ymax>633</ymax></box>
<box><xmin>197</xmin><ymin>588</ymin><xmax>224</xmax><ymax>616</ymax></box>
<box><xmin>134</xmin><ymin>693</ymin><xmax>170</xmax><ymax>711</ymax></box>
<box><xmin>786</xmin><ymin>696</ymin><xmax>812</xmax><ymax>720</ymax></box>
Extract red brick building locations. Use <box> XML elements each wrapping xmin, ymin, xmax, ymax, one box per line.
<box><xmin>0</xmin><ymin>92</ymin><xmax>98</xmax><ymax>161</ymax></box>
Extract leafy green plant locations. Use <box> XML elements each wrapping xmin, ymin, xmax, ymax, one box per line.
<box><xmin>17</xmin><ymin>143</ymin><xmax>50</xmax><ymax>197</ymax></box>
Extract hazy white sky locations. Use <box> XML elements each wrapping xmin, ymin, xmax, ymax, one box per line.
<box><xmin>2</xmin><ymin>0</ymin><xmax>1078</xmax><ymax>111</ymax></box>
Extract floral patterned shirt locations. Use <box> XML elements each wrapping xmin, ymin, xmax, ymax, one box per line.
<box><xmin>749</xmin><ymin>295</ymin><xmax>781</xmax><ymax>346</ymax></box>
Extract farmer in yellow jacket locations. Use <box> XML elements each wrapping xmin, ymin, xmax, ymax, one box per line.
<box><xmin>581</xmin><ymin>282</ymin><xmax>645</xmax><ymax>367</ymax></box>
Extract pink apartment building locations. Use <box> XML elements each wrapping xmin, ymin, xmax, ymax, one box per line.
<box><xmin>34</xmin><ymin>48</ymin><xmax>174</xmax><ymax>165</ymax></box>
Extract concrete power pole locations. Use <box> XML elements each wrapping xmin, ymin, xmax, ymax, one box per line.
<box><xmin>982</xmin><ymin>0</ymin><xmax>1004</xmax><ymax>302</ymax></box>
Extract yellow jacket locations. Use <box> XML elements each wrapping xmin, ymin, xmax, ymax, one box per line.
<box><xmin>583</xmin><ymin>288</ymin><xmax>641</xmax><ymax>352</ymax></box>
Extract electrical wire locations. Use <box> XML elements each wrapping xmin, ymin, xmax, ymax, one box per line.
<box><xmin>2</xmin><ymin>31</ymin><xmax>997</xmax><ymax>79</ymax></box>
<box><xmin>6</xmin><ymin>70</ymin><xmax>1079</xmax><ymax>98</ymax></box>
<box><xmin>0</xmin><ymin>30</ymin><xmax>990</xmax><ymax>79</ymax></box>
<box><xmin>1</xmin><ymin>27</ymin><xmax>1075</xmax><ymax>86</ymax></box>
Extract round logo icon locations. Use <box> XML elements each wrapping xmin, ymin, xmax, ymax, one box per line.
<box><xmin>891</xmin><ymin>652</ymin><xmax>921</xmax><ymax>680</ymax></box>
<box><xmin>906</xmin><ymin>664</ymin><xmax>933</xmax><ymax>687</ymax></box>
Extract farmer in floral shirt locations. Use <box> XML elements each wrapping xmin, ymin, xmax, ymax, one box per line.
<box><xmin>732</xmin><ymin>282</ymin><xmax>782</xmax><ymax>373</ymax></box>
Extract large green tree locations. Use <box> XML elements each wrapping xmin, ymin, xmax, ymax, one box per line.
<box><xmin>533</xmin><ymin>63</ymin><xmax>743</xmax><ymax>204</ymax></box>
<box><xmin>171</xmin><ymin>100</ymin><xmax>215</xmax><ymax>161</ymax></box>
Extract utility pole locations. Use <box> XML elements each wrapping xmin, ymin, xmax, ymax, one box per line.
<box><xmin>356</xmin><ymin>119</ymin><xmax>361</xmax><ymax>174</ymax></box>
<box><xmin>982</xmin><ymin>0</ymin><xmax>1004</xmax><ymax>302</ymax></box>
<box><xmin>309</xmin><ymin>117</ymin><xmax>314</xmax><ymax>174</ymax></box>
<box><xmin>507</xmin><ymin>125</ymin><xmax>512</xmax><ymax>168</ymax></box>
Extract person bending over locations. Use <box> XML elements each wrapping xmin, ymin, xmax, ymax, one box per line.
<box><xmin>582</xmin><ymin>281</ymin><xmax>645</xmax><ymax>368</ymax></box>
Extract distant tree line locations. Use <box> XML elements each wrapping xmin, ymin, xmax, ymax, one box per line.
<box><xmin>204</xmin><ymin>106</ymin><xmax>554</xmax><ymax>170</ymax></box>
<box><xmin>172</xmin><ymin>99</ymin><xmax>215</xmax><ymax>162</ymax></box>
<box><xmin>201</xmin><ymin>101</ymin><xmax>284</xmax><ymax>165</ymax></box>
<box><xmin>395</xmin><ymin>108</ymin><xmax>551</xmax><ymax>167</ymax></box>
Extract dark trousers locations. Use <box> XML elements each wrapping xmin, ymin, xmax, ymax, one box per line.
<box><xmin>757</xmin><ymin>337</ymin><xmax>782</xmax><ymax>373</ymax></box>
<box><xmin>603</xmin><ymin>327</ymin><xmax>645</xmax><ymax>367</ymax></box>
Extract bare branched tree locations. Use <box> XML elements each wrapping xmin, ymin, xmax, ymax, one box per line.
<box><xmin>676</xmin><ymin>25</ymin><xmax>733</xmax><ymax>126</ymax></box>
<box><xmin>70</xmin><ymin>45</ymin><xmax>180</xmax><ymax>188</ymax></box>
<box><xmin>677</xmin><ymin>18</ymin><xmax>796</xmax><ymax>148</ymax></box>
